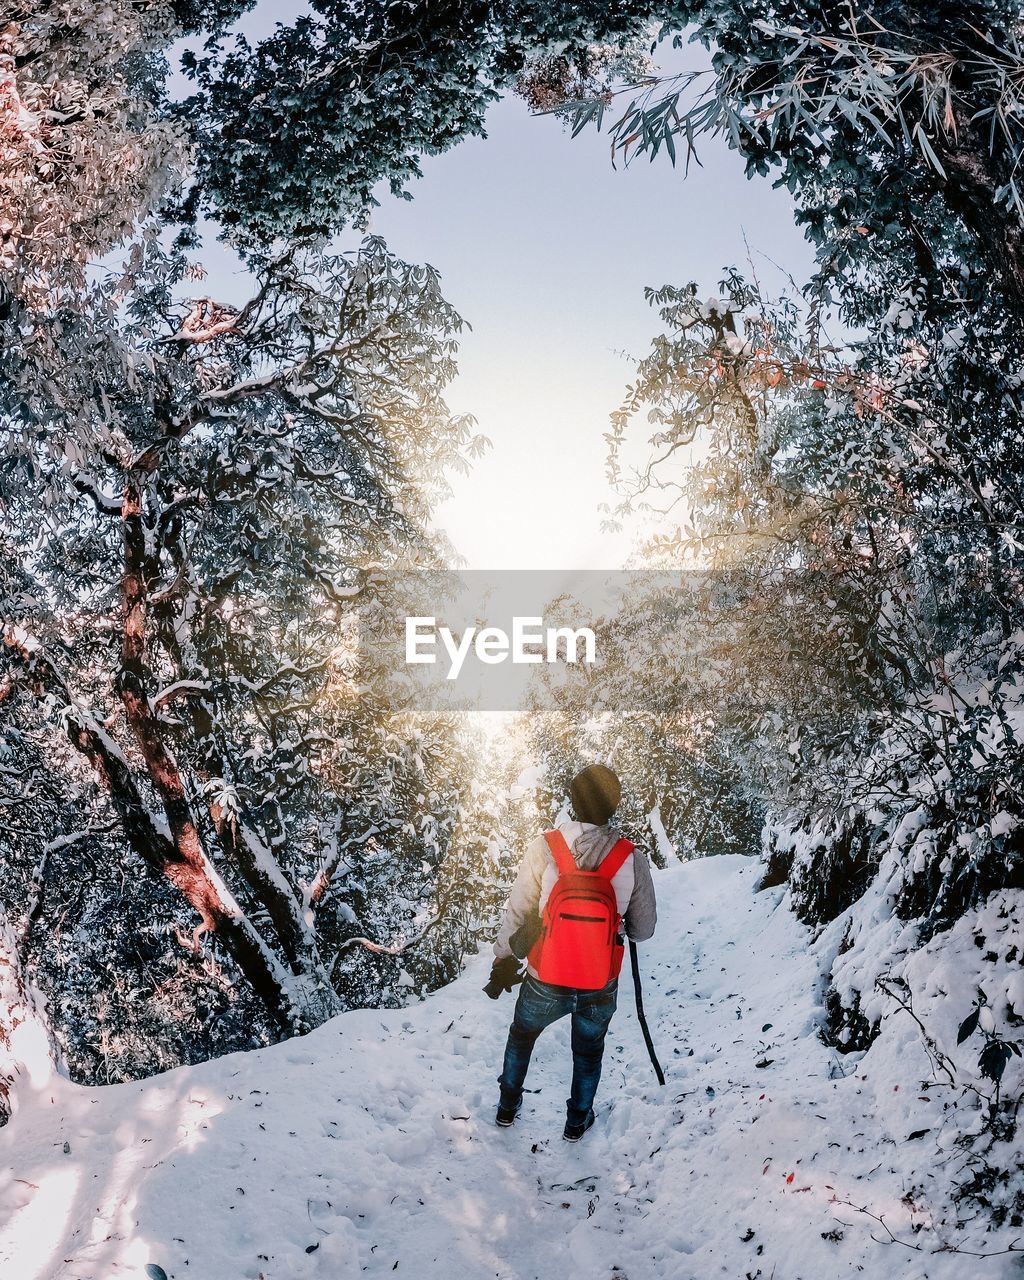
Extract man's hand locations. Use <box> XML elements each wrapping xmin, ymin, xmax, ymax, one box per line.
<box><xmin>483</xmin><ymin>955</ymin><xmax>525</xmax><ymax>1000</ymax></box>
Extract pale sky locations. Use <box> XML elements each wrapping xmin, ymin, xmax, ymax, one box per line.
<box><xmin>185</xmin><ymin>27</ymin><xmax>815</xmax><ymax>570</ymax></box>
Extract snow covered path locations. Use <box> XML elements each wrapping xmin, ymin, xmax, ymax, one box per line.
<box><xmin>0</xmin><ymin>855</ymin><xmax>1011</xmax><ymax>1280</ymax></box>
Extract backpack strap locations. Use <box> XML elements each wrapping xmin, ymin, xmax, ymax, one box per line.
<box><xmin>543</xmin><ymin>829</ymin><xmax>578</xmax><ymax>878</ymax></box>
<box><xmin>597</xmin><ymin>838</ymin><xmax>634</xmax><ymax>881</ymax></box>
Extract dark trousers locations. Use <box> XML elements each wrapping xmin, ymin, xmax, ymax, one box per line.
<box><xmin>498</xmin><ymin>971</ymin><xmax>619</xmax><ymax>1127</ymax></box>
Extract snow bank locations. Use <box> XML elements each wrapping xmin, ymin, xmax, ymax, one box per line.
<box><xmin>1</xmin><ymin>856</ymin><xmax>1020</xmax><ymax>1280</ymax></box>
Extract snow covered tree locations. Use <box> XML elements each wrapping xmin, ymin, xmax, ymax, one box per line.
<box><xmin>0</xmin><ymin>3</ymin><xmax>179</xmax><ymax>299</ymax></box>
<box><xmin>608</xmin><ymin>247</ymin><xmax>1024</xmax><ymax>895</ymax></box>
<box><xmin>519</xmin><ymin>579</ymin><xmax>764</xmax><ymax>864</ymax></box>
<box><xmin>175</xmin><ymin>3</ymin><xmax>660</xmax><ymax>246</ymax></box>
<box><xmin>0</xmin><ymin>0</ymin><xmax>257</xmax><ymax>301</ymax></box>
<box><xmin>587</xmin><ymin>140</ymin><xmax>1024</xmax><ymax>1181</ymax></box>
<box><xmin>0</xmin><ymin>230</ymin><xmax>485</xmax><ymax>1041</ymax></box>
<box><xmin>580</xmin><ymin>13</ymin><xmax>1024</xmax><ymax>1196</ymax></box>
<box><xmin>310</xmin><ymin>695</ymin><xmax>479</xmax><ymax>1006</ymax></box>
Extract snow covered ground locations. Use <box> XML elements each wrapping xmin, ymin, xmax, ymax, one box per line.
<box><xmin>1</xmin><ymin>854</ymin><xmax>1018</xmax><ymax>1280</ymax></box>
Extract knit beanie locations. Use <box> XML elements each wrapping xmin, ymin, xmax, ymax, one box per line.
<box><xmin>569</xmin><ymin>764</ymin><xmax>621</xmax><ymax>826</ymax></box>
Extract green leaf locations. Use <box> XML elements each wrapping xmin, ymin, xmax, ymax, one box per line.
<box><xmin>956</xmin><ymin>1007</ymin><xmax>980</xmax><ymax>1044</ymax></box>
<box><xmin>913</xmin><ymin>123</ymin><xmax>947</xmax><ymax>179</ymax></box>
<box><xmin>979</xmin><ymin>1040</ymin><xmax>1012</xmax><ymax>1084</ymax></box>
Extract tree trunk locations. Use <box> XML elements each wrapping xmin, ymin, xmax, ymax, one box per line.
<box><xmin>151</xmin><ymin>589</ymin><xmax>336</xmax><ymax>986</ymax></box>
<box><xmin>117</xmin><ymin>479</ymin><xmax>340</xmax><ymax>1030</ymax></box>
<box><xmin>67</xmin><ymin>697</ymin><xmax>317</xmax><ymax>1032</ymax></box>
<box><xmin>4</xmin><ymin>628</ymin><xmax>325</xmax><ymax>1036</ymax></box>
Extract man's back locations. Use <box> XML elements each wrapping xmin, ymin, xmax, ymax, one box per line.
<box><xmin>493</xmin><ymin>818</ymin><xmax>657</xmax><ymax>979</ymax></box>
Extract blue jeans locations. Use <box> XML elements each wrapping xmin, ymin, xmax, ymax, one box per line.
<box><xmin>498</xmin><ymin>971</ymin><xmax>619</xmax><ymax>1127</ymax></box>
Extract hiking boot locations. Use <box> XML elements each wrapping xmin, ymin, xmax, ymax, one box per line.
<box><xmin>495</xmin><ymin>1103</ymin><xmax>519</xmax><ymax>1127</ymax></box>
<box><xmin>562</xmin><ymin>1110</ymin><xmax>595</xmax><ymax>1142</ymax></box>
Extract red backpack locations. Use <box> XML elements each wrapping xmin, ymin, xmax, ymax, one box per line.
<box><xmin>527</xmin><ymin>829</ymin><xmax>634</xmax><ymax>990</ymax></box>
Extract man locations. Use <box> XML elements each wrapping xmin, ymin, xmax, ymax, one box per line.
<box><xmin>486</xmin><ymin>764</ymin><xmax>657</xmax><ymax>1141</ymax></box>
